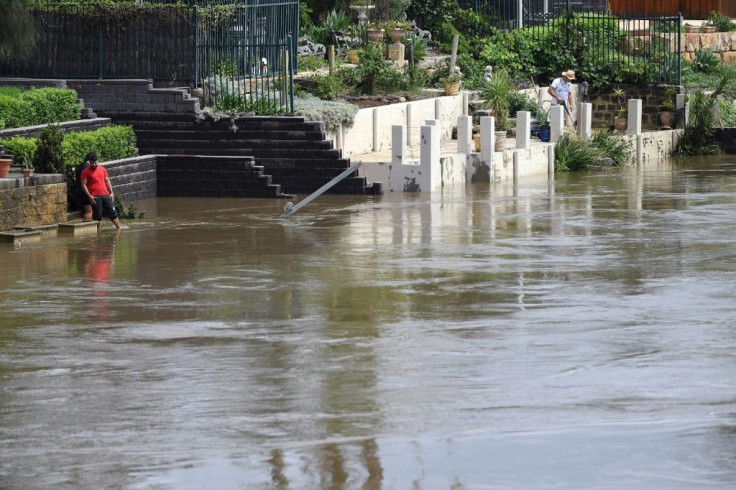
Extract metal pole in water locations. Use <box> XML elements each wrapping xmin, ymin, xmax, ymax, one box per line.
<box><xmin>279</xmin><ymin>161</ymin><xmax>365</xmax><ymax>218</ymax></box>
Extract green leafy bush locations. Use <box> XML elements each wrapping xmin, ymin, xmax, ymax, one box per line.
<box><xmin>0</xmin><ymin>87</ymin><xmax>81</xmax><ymax>129</ymax></box>
<box><xmin>674</xmin><ymin>90</ymin><xmax>721</xmax><ymax>155</ymax></box>
<box><xmin>692</xmin><ymin>50</ymin><xmax>720</xmax><ymax>74</ymax></box>
<box><xmin>554</xmin><ymin>134</ymin><xmax>601</xmax><ymax>171</ymax></box>
<box><xmin>718</xmin><ymin>98</ymin><xmax>736</xmax><ymax>127</ymax></box>
<box><xmin>309</xmin><ymin>73</ymin><xmax>344</xmax><ymax>100</ymax></box>
<box><xmin>707</xmin><ymin>10</ymin><xmax>735</xmax><ymax>32</ymax></box>
<box><xmin>212</xmin><ymin>94</ymin><xmax>282</xmax><ymax>115</ymax></box>
<box><xmin>590</xmin><ymin>129</ymin><xmax>632</xmax><ymax>166</ymax></box>
<box><xmin>33</xmin><ymin>124</ymin><xmax>65</xmax><ymax>174</ymax></box>
<box><xmin>0</xmin><ymin>125</ymin><xmax>138</xmax><ymax>170</ymax></box>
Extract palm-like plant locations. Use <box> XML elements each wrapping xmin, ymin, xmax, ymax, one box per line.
<box><xmin>480</xmin><ymin>69</ymin><xmax>513</xmax><ymax>131</ymax></box>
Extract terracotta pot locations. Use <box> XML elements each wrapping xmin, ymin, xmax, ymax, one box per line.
<box><xmin>366</xmin><ymin>29</ymin><xmax>384</xmax><ymax>42</ymax></box>
<box><xmin>701</xmin><ymin>25</ymin><xmax>716</xmax><ymax>33</ymax></box>
<box><xmin>685</xmin><ymin>26</ymin><xmax>699</xmax><ymax>33</ymax></box>
<box><xmin>659</xmin><ymin>111</ymin><xmax>675</xmax><ymax>129</ymax></box>
<box><xmin>22</xmin><ymin>168</ymin><xmax>34</xmax><ymax>177</ymax></box>
<box><xmin>389</xmin><ymin>28</ymin><xmax>406</xmax><ymax>43</ymax></box>
<box><xmin>443</xmin><ymin>80</ymin><xmax>460</xmax><ymax>95</ymax></box>
<box><xmin>613</xmin><ymin>116</ymin><xmax>628</xmax><ymax>132</ymax></box>
<box><xmin>0</xmin><ymin>157</ymin><xmax>11</xmax><ymax>178</ymax></box>
<box><xmin>494</xmin><ymin>131</ymin><xmax>507</xmax><ymax>152</ymax></box>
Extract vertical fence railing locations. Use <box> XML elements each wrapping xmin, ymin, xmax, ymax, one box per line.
<box><xmin>0</xmin><ymin>0</ymin><xmax>297</xmax><ymax>112</ymax></box>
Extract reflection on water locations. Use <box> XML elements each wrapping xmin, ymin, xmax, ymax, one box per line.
<box><xmin>2</xmin><ymin>156</ymin><xmax>736</xmax><ymax>488</ymax></box>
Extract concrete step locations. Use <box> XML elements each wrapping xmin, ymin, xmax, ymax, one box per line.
<box><xmin>14</xmin><ymin>223</ymin><xmax>58</xmax><ymax>238</ymax></box>
<box><xmin>58</xmin><ymin>220</ymin><xmax>98</xmax><ymax>236</ymax></box>
<box><xmin>0</xmin><ymin>229</ymin><xmax>43</xmax><ymax>247</ymax></box>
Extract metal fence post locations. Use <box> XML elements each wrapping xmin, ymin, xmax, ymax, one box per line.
<box><xmin>677</xmin><ymin>12</ymin><xmax>683</xmax><ymax>87</ymax></box>
<box><xmin>193</xmin><ymin>5</ymin><xmax>199</xmax><ymax>90</ymax></box>
<box><xmin>98</xmin><ymin>23</ymin><xmax>104</xmax><ymax>79</ymax></box>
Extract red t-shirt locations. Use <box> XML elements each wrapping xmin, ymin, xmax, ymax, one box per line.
<box><xmin>81</xmin><ymin>165</ymin><xmax>109</xmax><ymax>196</ymax></box>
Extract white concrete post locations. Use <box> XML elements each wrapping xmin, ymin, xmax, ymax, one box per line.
<box><xmin>627</xmin><ymin>99</ymin><xmax>642</xmax><ymax>136</ymax></box>
<box><xmin>578</xmin><ymin>102</ymin><xmax>592</xmax><ymax>140</ymax></box>
<box><xmin>372</xmin><ymin>108</ymin><xmax>379</xmax><ymax>151</ymax></box>
<box><xmin>480</xmin><ymin>116</ymin><xmax>495</xmax><ymax>171</ymax></box>
<box><xmin>548</xmin><ymin>145</ymin><xmax>555</xmax><ymax>178</ymax></box>
<box><xmin>435</xmin><ymin>98</ymin><xmax>442</xmax><ymax>120</ymax></box>
<box><xmin>462</xmin><ymin>93</ymin><xmax>469</xmax><ymax>116</ymax></box>
<box><xmin>513</xmin><ymin>150</ymin><xmax>520</xmax><ymax>185</ymax></box>
<box><xmin>517</xmin><ymin>0</ymin><xmax>523</xmax><ymax>28</ymax></box>
<box><xmin>392</xmin><ymin>125</ymin><xmax>406</xmax><ymax>166</ymax></box>
<box><xmin>549</xmin><ymin>105</ymin><xmax>564</xmax><ymax>143</ymax></box>
<box><xmin>420</xmin><ymin>123</ymin><xmax>441</xmax><ymax>190</ymax></box>
<box><xmin>406</xmin><ymin>104</ymin><xmax>414</xmax><ymax>146</ymax></box>
<box><xmin>335</xmin><ymin>122</ymin><xmax>343</xmax><ymax>151</ymax></box>
<box><xmin>425</xmin><ymin>119</ymin><xmax>441</xmax><ymax>142</ymax></box>
<box><xmin>516</xmin><ymin>110</ymin><xmax>531</xmax><ymax>150</ymax></box>
<box><xmin>457</xmin><ymin>115</ymin><xmax>473</xmax><ymax>154</ymax></box>
<box><xmin>676</xmin><ymin>93</ymin><xmax>688</xmax><ymax>127</ymax></box>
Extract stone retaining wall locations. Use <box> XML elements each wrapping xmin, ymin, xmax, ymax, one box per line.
<box><xmin>682</xmin><ymin>32</ymin><xmax>736</xmax><ymax>65</ymax></box>
<box><xmin>0</xmin><ymin>118</ymin><xmax>112</xmax><ymax>139</ymax></box>
<box><xmin>0</xmin><ymin>181</ymin><xmax>66</xmax><ymax>231</ymax></box>
<box><xmin>589</xmin><ymin>84</ymin><xmax>676</xmax><ymax>131</ymax></box>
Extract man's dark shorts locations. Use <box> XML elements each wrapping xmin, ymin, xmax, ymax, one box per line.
<box><xmin>92</xmin><ymin>194</ymin><xmax>118</xmax><ymax>221</ymax></box>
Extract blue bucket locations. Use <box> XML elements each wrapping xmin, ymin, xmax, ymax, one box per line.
<box><xmin>539</xmin><ymin>126</ymin><xmax>551</xmax><ymax>142</ymax></box>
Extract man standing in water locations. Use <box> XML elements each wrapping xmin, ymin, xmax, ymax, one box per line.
<box><xmin>80</xmin><ymin>153</ymin><xmax>122</xmax><ymax>231</ymax></box>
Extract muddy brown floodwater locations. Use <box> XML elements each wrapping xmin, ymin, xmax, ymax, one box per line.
<box><xmin>1</xmin><ymin>155</ymin><xmax>736</xmax><ymax>489</ymax></box>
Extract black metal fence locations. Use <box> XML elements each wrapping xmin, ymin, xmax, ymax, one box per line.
<box><xmin>450</xmin><ymin>0</ymin><xmax>682</xmax><ymax>86</ymax></box>
<box><xmin>0</xmin><ymin>0</ymin><xmax>298</xmax><ymax>112</ymax></box>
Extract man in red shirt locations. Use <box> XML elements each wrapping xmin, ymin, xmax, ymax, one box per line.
<box><xmin>80</xmin><ymin>153</ymin><xmax>122</xmax><ymax>231</ymax></box>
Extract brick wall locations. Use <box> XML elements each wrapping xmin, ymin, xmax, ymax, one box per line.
<box><xmin>0</xmin><ymin>181</ymin><xmax>66</xmax><ymax>231</ymax></box>
<box><xmin>589</xmin><ymin>84</ymin><xmax>677</xmax><ymax>130</ymax></box>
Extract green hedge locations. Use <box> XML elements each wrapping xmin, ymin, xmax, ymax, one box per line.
<box><xmin>0</xmin><ymin>125</ymin><xmax>137</xmax><ymax>169</ymax></box>
<box><xmin>0</xmin><ymin>87</ymin><xmax>82</xmax><ymax>130</ymax></box>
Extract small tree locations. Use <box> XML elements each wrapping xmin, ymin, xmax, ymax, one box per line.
<box><xmin>33</xmin><ymin>124</ymin><xmax>64</xmax><ymax>173</ymax></box>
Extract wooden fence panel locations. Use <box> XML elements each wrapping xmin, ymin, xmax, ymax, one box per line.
<box><xmin>608</xmin><ymin>0</ymin><xmax>732</xmax><ymax>18</ymax></box>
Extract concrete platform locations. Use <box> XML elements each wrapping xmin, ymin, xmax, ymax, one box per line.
<box><xmin>0</xmin><ymin>229</ymin><xmax>43</xmax><ymax>247</ymax></box>
<box><xmin>58</xmin><ymin>220</ymin><xmax>98</xmax><ymax>236</ymax></box>
<box><xmin>14</xmin><ymin>223</ymin><xmax>58</xmax><ymax>237</ymax></box>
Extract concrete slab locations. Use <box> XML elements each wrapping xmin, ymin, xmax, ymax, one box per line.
<box><xmin>0</xmin><ymin>229</ymin><xmax>43</xmax><ymax>247</ymax></box>
<box><xmin>14</xmin><ymin>223</ymin><xmax>58</xmax><ymax>237</ymax></box>
<box><xmin>58</xmin><ymin>221</ymin><xmax>98</xmax><ymax>236</ymax></box>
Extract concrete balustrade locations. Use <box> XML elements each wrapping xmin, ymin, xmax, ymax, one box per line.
<box><xmin>549</xmin><ymin>105</ymin><xmax>564</xmax><ymax>143</ymax></box>
<box><xmin>627</xmin><ymin>99</ymin><xmax>642</xmax><ymax>136</ymax></box>
<box><xmin>516</xmin><ymin>111</ymin><xmax>531</xmax><ymax>150</ymax></box>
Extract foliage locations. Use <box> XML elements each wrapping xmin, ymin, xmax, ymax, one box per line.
<box><xmin>212</xmin><ymin>57</ymin><xmax>237</xmax><ymax>77</ymax></box>
<box><xmin>674</xmin><ymin>90</ymin><xmax>721</xmax><ymax>155</ymax></box>
<box><xmin>406</xmin><ymin>0</ymin><xmax>460</xmax><ymax>40</ymax></box>
<box><xmin>481</xmin><ymin>69</ymin><xmax>514</xmax><ymax>131</ymax></box>
<box><xmin>62</xmin><ymin>125</ymin><xmax>137</xmax><ymax>166</ymax></box>
<box><xmin>309</xmin><ymin>73</ymin><xmax>344</xmax><ymax>100</ymax></box>
<box><xmin>718</xmin><ymin>98</ymin><xmax>736</xmax><ymax>127</ymax></box>
<box><xmin>114</xmin><ymin>194</ymin><xmax>145</xmax><ymax>219</ymax></box>
<box><xmin>590</xmin><ymin>129</ymin><xmax>632</xmax><ymax>166</ymax></box>
<box><xmin>554</xmin><ymin>134</ymin><xmax>602</xmax><ymax>171</ymax></box>
<box><xmin>33</xmin><ymin>124</ymin><xmax>64</xmax><ymax>174</ymax></box>
<box><xmin>0</xmin><ymin>0</ymin><xmax>36</xmax><ymax>58</ymax></box>
<box><xmin>0</xmin><ymin>125</ymin><xmax>138</xmax><ymax>170</ymax></box>
<box><xmin>299</xmin><ymin>1</ymin><xmax>313</xmax><ymax>32</ymax></box>
<box><xmin>292</xmin><ymin>93</ymin><xmax>359</xmax><ymax>133</ymax></box>
<box><xmin>387</xmin><ymin>0</ymin><xmax>410</xmax><ymax>21</ymax></box>
<box><xmin>351</xmin><ymin>43</ymin><xmax>392</xmax><ymax>94</ymax></box>
<box><xmin>692</xmin><ymin>50</ymin><xmax>720</xmax><ymax>74</ymax></box>
<box><xmin>0</xmin><ymin>135</ymin><xmax>36</xmax><ymax>162</ymax></box>
<box><xmin>212</xmin><ymin>94</ymin><xmax>283</xmax><ymax>115</ymax></box>
<box><xmin>298</xmin><ymin>54</ymin><xmax>327</xmax><ymax>72</ymax></box>
<box><xmin>507</xmin><ymin>91</ymin><xmax>548</xmax><ymax>125</ymax></box>
<box><xmin>0</xmin><ymin>87</ymin><xmax>81</xmax><ymax>129</ymax></box>
<box><xmin>657</xmin><ymin>87</ymin><xmax>677</xmax><ymax>112</ymax></box>
<box><xmin>706</xmin><ymin>10</ymin><xmax>735</xmax><ymax>32</ymax></box>
<box><xmin>613</xmin><ymin>87</ymin><xmax>627</xmax><ymax>117</ymax></box>
<box><xmin>404</xmin><ymin>32</ymin><xmax>428</xmax><ymax>63</ymax></box>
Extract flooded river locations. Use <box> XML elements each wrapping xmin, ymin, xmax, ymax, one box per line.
<box><xmin>1</xmin><ymin>156</ymin><xmax>736</xmax><ymax>489</ymax></box>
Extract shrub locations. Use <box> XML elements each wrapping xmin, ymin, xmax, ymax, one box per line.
<box><xmin>590</xmin><ymin>129</ymin><xmax>632</xmax><ymax>166</ymax></box>
<box><xmin>309</xmin><ymin>73</ymin><xmax>344</xmax><ymax>100</ymax></box>
<box><xmin>0</xmin><ymin>135</ymin><xmax>36</xmax><ymax>162</ymax></box>
<box><xmin>0</xmin><ymin>87</ymin><xmax>81</xmax><ymax>129</ymax></box>
<box><xmin>707</xmin><ymin>10</ymin><xmax>735</xmax><ymax>32</ymax></box>
<box><xmin>674</xmin><ymin>90</ymin><xmax>720</xmax><ymax>155</ymax></box>
<box><xmin>692</xmin><ymin>50</ymin><xmax>720</xmax><ymax>74</ymax></box>
<box><xmin>33</xmin><ymin>124</ymin><xmax>65</xmax><ymax>174</ymax></box>
<box><xmin>554</xmin><ymin>134</ymin><xmax>602</xmax><ymax>171</ymax></box>
<box><xmin>293</xmin><ymin>93</ymin><xmax>359</xmax><ymax>133</ymax></box>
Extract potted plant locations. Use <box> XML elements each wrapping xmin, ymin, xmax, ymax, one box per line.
<box><xmin>0</xmin><ymin>146</ymin><xmax>11</xmax><ymax>178</ymax></box>
<box><xmin>440</xmin><ymin>71</ymin><xmax>462</xmax><ymax>96</ymax></box>
<box><xmin>613</xmin><ymin>88</ymin><xmax>628</xmax><ymax>131</ymax></box>
<box><xmin>657</xmin><ymin>87</ymin><xmax>677</xmax><ymax>129</ymax></box>
<box><xmin>365</xmin><ymin>22</ymin><xmax>384</xmax><ymax>43</ymax></box>
<box><xmin>684</xmin><ymin>23</ymin><xmax>699</xmax><ymax>34</ymax></box>
<box><xmin>385</xmin><ymin>20</ymin><xmax>410</xmax><ymax>43</ymax></box>
<box><xmin>701</xmin><ymin>19</ymin><xmax>716</xmax><ymax>33</ymax></box>
<box><xmin>22</xmin><ymin>156</ymin><xmax>34</xmax><ymax>177</ymax></box>
<box><xmin>481</xmin><ymin>69</ymin><xmax>513</xmax><ymax>151</ymax></box>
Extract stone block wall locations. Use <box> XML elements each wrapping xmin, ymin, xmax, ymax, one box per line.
<box><xmin>103</xmin><ymin>155</ymin><xmax>158</xmax><ymax>203</ymax></box>
<box><xmin>589</xmin><ymin>84</ymin><xmax>677</xmax><ymax>130</ymax></box>
<box><xmin>156</xmin><ymin>155</ymin><xmax>289</xmax><ymax>198</ymax></box>
<box><xmin>0</xmin><ymin>118</ymin><xmax>111</xmax><ymax>139</ymax></box>
<box><xmin>682</xmin><ymin>32</ymin><xmax>736</xmax><ymax>65</ymax></box>
<box><xmin>65</xmin><ymin>79</ymin><xmax>200</xmax><ymax>118</ymax></box>
<box><xmin>0</xmin><ymin>182</ymin><xmax>66</xmax><ymax>231</ymax></box>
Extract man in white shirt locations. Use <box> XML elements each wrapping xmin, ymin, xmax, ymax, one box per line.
<box><xmin>548</xmin><ymin>69</ymin><xmax>576</xmax><ymax>125</ymax></box>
